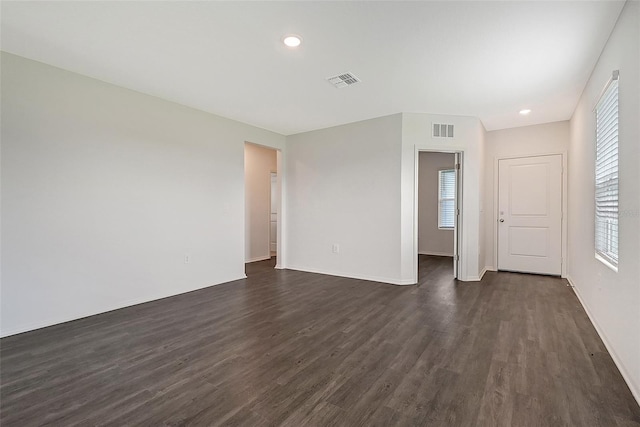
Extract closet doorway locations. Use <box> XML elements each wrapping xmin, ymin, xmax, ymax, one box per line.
<box><xmin>244</xmin><ymin>142</ymin><xmax>280</xmax><ymax>268</ymax></box>
<box><xmin>417</xmin><ymin>151</ymin><xmax>462</xmax><ymax>280</ymax></box>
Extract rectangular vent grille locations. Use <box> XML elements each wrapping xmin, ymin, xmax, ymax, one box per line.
<box><xmin>327</xmin><ymin>72</ymin><xmax>360</xmax><ymax>88</ymax></box>
<box><xmin>433</xmin><ymin>123</ymin><xmax>455</xmax><ymax>138</ymax></box>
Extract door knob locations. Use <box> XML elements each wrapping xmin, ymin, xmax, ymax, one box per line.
<box><xmin>499</xmin><ymin>219</ymin><xmax>505</xmax><ymax>222</ymax></box>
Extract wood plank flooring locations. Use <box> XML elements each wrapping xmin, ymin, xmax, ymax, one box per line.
<box><xmin>1</xmin><ymin>255</ymin><xmax>639</xmax><ymax>426</ymax></box>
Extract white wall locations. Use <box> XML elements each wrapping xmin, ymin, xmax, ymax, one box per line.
<box><xmin>286</xmin><ymin>112</ymin><xmax>486</xmax><ymax>285</ymax></box>
<box><xmin>418</xmin><ymin>152</ymin><xmax>455</xmax><ymax>256</ymax></box>
<box><xmin>567</xmin><ymin>0</ymin><xmax>640</xmax><ymax>402</ymax></box>
<box><xmin>244</xmin><ymin>143</ymin><xmax>277</xmax><ymax>263</ymax></box>
<box><xmin>401</xmin><ymin>113</ymin><xmax>485</xmax><ymax>282</ymax></box>
<box><xmin>285</xmin><ymin>114</ymin><xmax>406</xmax><ymax>284</ymax></box>
<box><xmin>0</xmin><ymin>53</ymin><xmax>285</xmax><ymax>337</ymax></box>
<box><xmin>483</xmin><ymin>121</ymin><xmax>570</xmax><ymax>270</ymax></box>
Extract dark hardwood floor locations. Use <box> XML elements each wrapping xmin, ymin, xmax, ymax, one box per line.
<box><xmin>1</xmin><ymin>255</ymin><xmax>639</xmax><ymax>426</ymax></box>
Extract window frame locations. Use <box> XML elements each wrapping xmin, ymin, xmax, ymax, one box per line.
<box><xmin>438</xmin><ymin>168</ymin><xmax>456</xmax><ymax>230</ymax></box>
<box><xmin>594</xmin><ymin>70</ymin><xmax>619</xmax><ymax>272</ymax></box>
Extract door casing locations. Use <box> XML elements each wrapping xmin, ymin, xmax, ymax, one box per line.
<box><xmin>414</xmin><ymin>149</ymin><xmax>463</xmax><ymax>281</ymax></box>
<box><xmin>492</xmin><ymin>152</ymin><xmax>568</xmax><ymax>278</ymax></box>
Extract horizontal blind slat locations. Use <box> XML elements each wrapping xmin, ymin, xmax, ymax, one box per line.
<box><xmin>438</xmin><ymin>169</ymin><xmax>456</xmax><ymax>228</ymax></box>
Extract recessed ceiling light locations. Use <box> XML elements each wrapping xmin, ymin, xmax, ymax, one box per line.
<box><xmin>283</xmin><ymin>35</ymin><xmax>302</xmax><ymax>48</ymax></box>
<box><xmin>519</xmin><ymin>109</ymin><xmax>532</xmax><ymax>115</ymax></box>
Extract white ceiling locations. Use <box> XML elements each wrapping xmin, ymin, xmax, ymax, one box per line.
<box><xmin>1</xmin><ymin>1</ymin><xmax>625</xmax><ymax>135</ymax></box>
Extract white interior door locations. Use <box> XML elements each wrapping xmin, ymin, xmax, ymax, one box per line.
<box><xmin>453</xmin><ymin>152</ymin><xmax>461</xmax><ymax>279</ymax></box>
<box><xmin>498</xmin><ymin>155</ymin><xmax>562</xmax><ymax>275</ymax></box>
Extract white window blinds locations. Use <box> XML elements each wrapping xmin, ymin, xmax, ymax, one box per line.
<box><xmin>594</xmin><ymin>71</ymin><xmax>619</xmax><ymax>269</ymax></box>
<box><xmin>438</xmin><ymin>169</ymin><xmax>456</xmax><ymax>229</ymax></box>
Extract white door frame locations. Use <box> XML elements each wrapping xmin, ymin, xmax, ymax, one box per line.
<box><xmin>492</xmin><ymin>151</ymin><xmax>568</xmax><ymax>278</ymax></box>
<box><xmin>244</xmin><ymin>142</ymin><xmax>285</xmax><ymax>271</ymax></box>
<box><xmin>274</xmin><ymin>149</ymin><xmax>284</xmax><ymax>269</ymax></box>
<box><xmin>414</xmin><ymin>148</ymin><xmax>463</xmax><ymax>281</ymax></box>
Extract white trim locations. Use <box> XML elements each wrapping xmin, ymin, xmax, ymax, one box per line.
<box><xmin>286</xmin><ymin>265</ymin><xmax>415</xmax><ymax>286</ymax></box>
<box><xmin>562</xmin><ymin>152</ymin><xmax>568</xmax><ymax>279</ymax></box>
<box><xmin>493</xmin><ymin>151</ymin><xmax>568</xmax><ymax>278</ymax></box>
<box><xmin>567</xmin><ymin>276</ymin><xmax>640</xmax><ymax>406</ymax></box>
<box><xmin>0</xmin><ymin>274</ymin><xmax>247</xmax><ymax>338</ymax></box>
<box><xmin>466</xmin><ymin>266</ymin><xmax>489</xmax><ymax>282</ymax></box>
<box><xmin>414</xmin><ymin>147</ymin><xmax>464</xmax><ymax>282</ymax></box>
<box><xmin>276</xmin><ymin>149</ymin><xmax>286</xmax><ymax>269</ymax></box>
<box><xmin>243</xmin><ymin>142</ymin><xmax>286</xmax><ymax>272</ymax></box>
<box><xmin>418</xmin><ymin>251</ymin><xmax>454</xmax><ymax>257</ymax></box>
<box><xmin>594</xmin><ymin>253</ymin><xmax>618</xmax><ymax>273</ymax></box>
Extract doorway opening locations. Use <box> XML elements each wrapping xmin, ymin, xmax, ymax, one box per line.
<box><xmin>416</xmin><ymin>150</ymin><xmax>462</xmax><ymax>283</ymax></box>
<box><xmin>244</xmin><ymin>142</ymin><xmax>281</xmax><ymax>272</ymax></box>
<box><xmin>269</xmin><ymin>172</ymin><xmax>278</xmax><ymax>257</ymax></box>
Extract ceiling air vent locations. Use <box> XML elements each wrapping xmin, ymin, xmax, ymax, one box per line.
<box><xmin>433</xmin><ymin>123</ymin><xmax>454</xmax><ymax>138</ymax></box>
<box><xmin>327</xmin><ymin>73</ymin><xmax>360</xmax><ymax>88</ymax></box>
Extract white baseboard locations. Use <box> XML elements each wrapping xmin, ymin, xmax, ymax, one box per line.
<box><xmin>286</xmin><ymin>265</ymin><xmax>415</xmax><ymax>286</ymax></box>
<box><xmin>463</xmin><ymin>267</ymin><xmax>489</xmax><ymax>282</ymax></box>
<box><xmin>567</xmin><ymin>276</ymin><xmax>640</xmax><ymax>406</ymax></box>
<box><xmin>467</xmin><ymin>267</ymin><xmax>497</xmax><ymax>282</ymax></box>
<box><xmin>418</xmin><ymin>251</ymin><xmax>454</xmax><ymax>257</ymax></box>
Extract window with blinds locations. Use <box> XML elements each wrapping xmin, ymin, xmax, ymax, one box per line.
<box><xmin>594</xmin><ymin>71</ymin><xmax>619</xmax><ymax>270</ymax></box>
<box><xmin>438</xmin><ymin>169</ymin><xmax>456</xmax><ymax>229</ymax></box>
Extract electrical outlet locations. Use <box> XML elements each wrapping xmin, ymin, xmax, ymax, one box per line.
<box><xmin>332</xmin><ymin>244</ymin><xmax>340</xmax><ymax>254</ymax></box>
<box><xmin>184</xmin><ymin>253</ymin><xmax>191</xmax><ymax>264</ymax></box>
